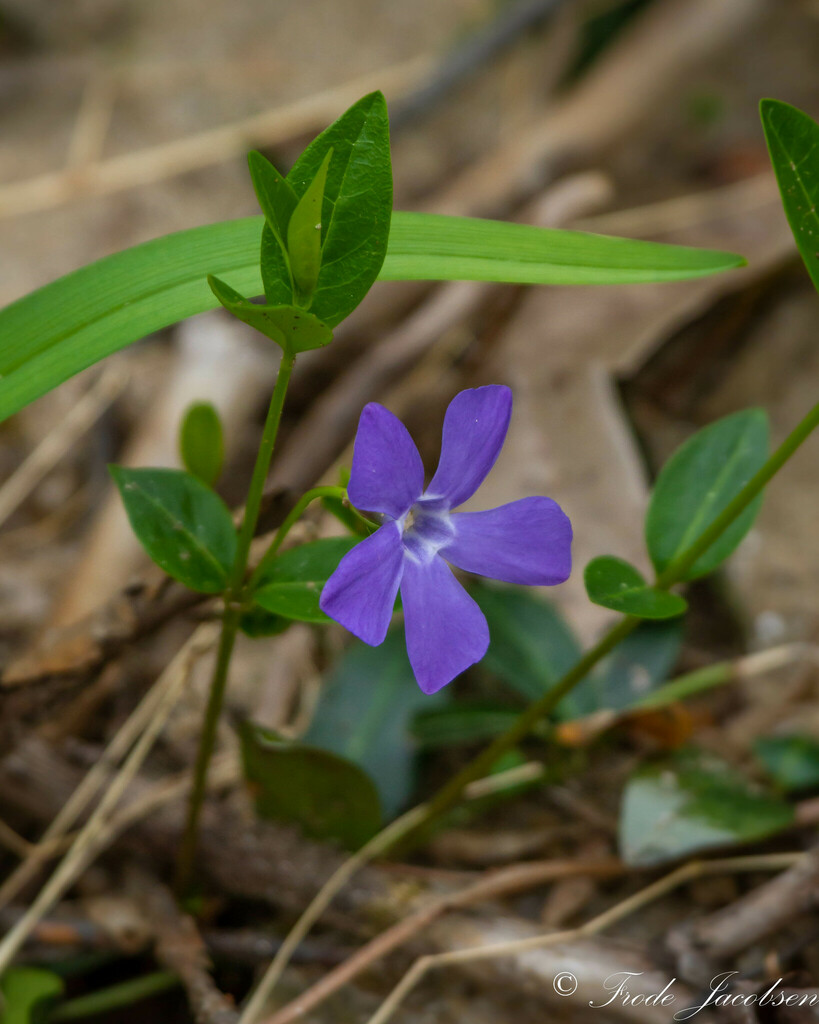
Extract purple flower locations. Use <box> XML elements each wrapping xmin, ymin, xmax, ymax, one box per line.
<box><xmin>320</xmin><ymin>386</ymin><xmax>572</xmax><ymax>694</ymax></box>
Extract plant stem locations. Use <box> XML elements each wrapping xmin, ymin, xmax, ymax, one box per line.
<box><xmin>175</xmin><ymin>352</ymin><xmax>295</xmax><ymax>895</ymax></box>
<box><xmin>249</xmin><ymin>485</ymin><xmax>346</xmax><ymax>588</ymax></box>
<box><xmin>51</xmin><ymin>972</ymin><xmax>179</xmax><ymax>1021</ymax></box>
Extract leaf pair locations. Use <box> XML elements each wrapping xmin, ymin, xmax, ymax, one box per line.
<box><xmin>585</xmin><ymin>409</ymin><xmax>770</xmax><ymax>618</ymax></box>
<box><xmin>209</xmin><ymin>91</ymin><xmax>393</xmax><ymax>353</ymax></box>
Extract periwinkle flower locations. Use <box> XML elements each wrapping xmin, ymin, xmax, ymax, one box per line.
<box><xmin>320</xmin><ymin>386</ymin><xmax>572</xmax><ymax>693</ymax></box>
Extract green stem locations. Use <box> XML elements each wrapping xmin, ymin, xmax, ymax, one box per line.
<box><xmin>175</xmin><ymin>352</ymin><xmax>295</xmax><ymax>895</ymax></box>
<box><xmin>50</xmin><ymin>972</ymin><xmax>179</xmax><ymax>1021</ymax></box>
<box><xmin>249</xmin><ymin>485</ymin><xmax>346</xmax><ymax>589</ymax></box>
<box><xmin>412</xmin><ymin>396</ymin><xmax>819</xmax><ymax>836</ymax></box>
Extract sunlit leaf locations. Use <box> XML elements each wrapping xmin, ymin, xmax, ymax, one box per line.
<box><xmin>0</xmin><ymin>967</ymin><xmax>63</xmax><ymax>1024</ymax></box>
<box><xmin>252</xmin><ymin>537</ymin><xmax>358</xmax><ymax>623</ymax></box>
<box><xmin>0</xmin><ymin>213</ymin><xmax>745</xmax><ymax>424</ymax></box>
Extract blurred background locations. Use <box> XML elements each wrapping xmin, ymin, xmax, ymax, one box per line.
<box><xmin>3</xmin><ymin>1</ymin><xmax>819</xmax><ymax>1021</ymax></box>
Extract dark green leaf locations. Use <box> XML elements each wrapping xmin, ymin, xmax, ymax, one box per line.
<box><xmin>0</xmin><ymin>212</ymin><xmax>745</xmax><ymax>425</ymax></box>
<box><xmin>584</xmin><ymin>555</ymin><xmax>687</xmax><ymax>618</ymax></box>
<box><xmin>0</xmin><ymin>967</ymin><xmax>63</xmax><ymax>1024</ymax></box>
<box><xmin>761</xmin><ymin>99</ymin><xmax>819</xmax><ymax>294</ymax></box>
<box><xmin>286</xmin><ymin>92</ymin><xmax>393</xmax><ymax>326</ymax></box>
<box><xmin>178</xmin><ymin>401</ymin><xmax>224</xmax><ymax>487</ymax></box>
<box><xmin>207</xmin><ymin>276</ymin><xmax>332</xmax><ymax>353</ymax></box>
<box><xmin>412</xmin><ymin>702</ymin><xmax>524</xmax><ymax>748</ymax></box>
<box><xmin>110</xmin><ymin>466</ymin><xmax>236</xmax><ymax>593</ymax></box>
<box><xmin>287</xmin><ymin>149</ymin><xmax>332</xmax><ymax>303</ymax></box>
<box><xmin>571</xmin><ymin>620</ymin><xmax>683</xmax><ymax>718</ymax></box>
<box><xmin>253</xmin><ymin>537</ymin><xmax>359</xmax><ymax>623</ymax></box>
<box><xmin>755</xmin><ymin>735</ymin><xmax>819</xmax><ymax>792</ymax></box>
<box><xmin>473</xmin><ymin>584</ymin><xmax>582</xmax><ymax>702</ymax></box>
<box><xmin>239</xmin><ymin>721</ymin><xmax>381</xmax><ymax>848</ymax></box>
<box><xmin>305</xmin><ymin>631</ymin><xmax>437</xmax><ymax>816</ymax></box>
<box><xmin>645</xmin><ymin>409</ymin><xmax>769</xmax><ymax>580</ymax></box>
<box><xmin>619</xmin><ymin>747</ymin><xmax>794</xmax><ymax>866</ymax></box>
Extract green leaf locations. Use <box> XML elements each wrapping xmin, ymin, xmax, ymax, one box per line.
<box><xmin>239</xmin><ymin>605</ymin><xmax>290</xmax><ymax>638</ymax></box>
<box><xmin>252</xmin><ymin>537</ymin><xmax>359</xmax><ymax>623</ymax></box>
<box><xmin>286</xmin><ymin>92</ymin><xmax>393</xmax><ymax>326</ymax></box>
<box><xmin>571</xmin><ymin>620</ymin><xmax>683</xmax><ymax>718</ymax></box>
<box><xmin>179</xmin><ymin>401</ymin><xmax>224</xmax><ymax>487</ymax></box>
<box><xmin>473</xmin><ymin>584</ymin><xmax>582</xmax><ymax>703</ymax></box>
<box><xmin>239</xmin><ymin>720</ymin><xmax>381</xmax><ymax>848</ymax></box>
<box><xmin>761</xmin><ymin>99</ymin><xmax>819</xmax><ymax>294</ymax></box>
<box><xmin>645</xmin><ymin>409</ymin><xmax>769</xmax><ymax>581</ymax></box>
<box><xmin>247</xmin><ymin>150</ymin><xmax>296</xmax><ymax>245</ymax></box>
<box><xmin>305</xmin><ymin>631</ymin><xmax>437</xmax><ymax>816</ymax></box>
<box><xmin>619</xmin><ymin>747</ymin><xmax>794</xmax><ymax>866</ymax></box>
<box><xmin>0</xmin><ymin>967</ymin><xmax>63</xmax><ymax>1024</ymax></box>
<box><xmin>584</xmin><ymin>555</ymin><xmax>687</xmax><ymax>618</ymax></box>
<box><xmin>0</xmin><ymin>214</ymin><xmax>746</xmax><ymax>426</ymax></box>
<box><xmin>287</xmin><ymin>149</ymin><xmax>332</xmax><ymax>304</ymax></box>
<box><xmin>110</xmin><ymin>466</ymin><xmax>236</xmax><ymax>593</ymax></box>
<box><xmin>412</xmin><ymin>702</ymin><xmax>524</xmax><ymax>748</ymax></box>
<box><xmin>207</xmin><ymin>276</ymin><xmax>332</xmax><ymax>353</ymax></box>
<box><xmin>755</xmin><ymin>734</ymin><xmax>819</xmax><ymax>792</ymax></box>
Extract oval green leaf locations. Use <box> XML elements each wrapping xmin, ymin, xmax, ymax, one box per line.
<box><xmin>287</xmin><ymin>149</ymin><xmax>332</xmax><ymax>303</ymax></box>
<box><xmin>761</xmin><ymin>99</ymin><xmax>819</xmax><ymax>294</ymax></box>
<box><xmin>239</xmin><ymin>720</ymin><xmax>381</xmax><ymax>848</ymax></box>
<box><xmin>286</xmin><ymin>91</ymin><xmax>392</xmax><ymax>326</ymax></box>
<box><xmin>179</xmin><ymin>400</ymin><xmax>224</xmax><ymax>487</ymax></box>
<box><xmin>252</xmin><ymin>536</ymin><xmax>358</xmax><ymax>623</ymax></box>
<box><xmin>619</xmin><ymin>747</ymin><xmax>794</xmax><ymax>866</ymax></box>
<box><xmin>584</xmin><ymin>554</ymin><xmax>687</xmax><ymax>618</ymax></box>
<box><xmin>645</xmin><ymin>409</ymin><xmax>769</xmax><ymax>581</ymax></box>
<box><xmin>110</xmin><ymin>466</ymin><xmax>236</xmax><ymax>593</ymax></box>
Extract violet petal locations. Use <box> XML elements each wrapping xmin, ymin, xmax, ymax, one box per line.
<box><xmin>319</xmin><ymin>523</ymin><xmax>404</xmax><ymax>645</ymax></box>
<box><xmin>347</xmin><ymin>403</ymin><xmax>425</xmax><ymax>519</ymax></box>
<box><xmin>426</xmin><ymin>385</ymin><xmax>512</xmax><ymax>509</ymax></box>
<box><xmin>400</xmin><ymin>555</ymin><xmax>489</xmax><ymax>694</ymax></box>
<box><xmin>443</xmin><ymin>496</ymin><xmax>572</xmax><ymax>585</ymax></box>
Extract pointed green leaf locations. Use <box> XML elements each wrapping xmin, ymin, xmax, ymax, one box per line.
<box><xmin>208</xmin><ymin>275</ymin><xmax>332</xmax><ymax>353</ymax></box>
<box><xmin>252</xmin><ymin>536</ymin><xmax>358</xmax><ymax>623</ymax></box>
<box><xmin>0</xmin><ymin>968</ymin><xmax>63</xmax><ymax>1024</ymax></box>
<box><xmin>287</xmin><ymin>149</ymin><xmax>332</xmax><ymax>304</ymax></box>
<box><xmin>239</xmin><ymin>720</ymin><xmax>381</xmax><ymax>848</ymax></box>
<box><xmin>0</xmin><ymin>212</ymin><xmax>745</xmax><ymax>425</ymax></box>
<box><xmin>179</xmin><ymin>401</ymin><xmax>224</xmax><ymax>487</ymax></box>
<box><xmin>584</xmin><ymin>555</ymin><xmax>687</xmax><ymax>618</ymax></box>
<box><xmin>619</xmin><ymin>747</ymin><xmax>794</xmax><ymax>866</ymax></box>
<box><xmin>286</xmin><ymin>91</ymin><xmax>392</xmax><ymax>326</ymax></box>
<box><xmin>247</xmin><ymin>150</ymin><xmax>297</xmax><ymax>244</ymax></box>
<box><xmin>761</xmin><ymin>99</ymin><xmax>819</xmax><ymax>294</ymax></box>
<box><xmin>110</xmin><ymin>466</ymin><xmax>236</xmax><ymax>592</ymax></box>
<box><xmin>645</xmin><ymin>409</ymin><xmax>769</xmax><ymax>580</ymax></box>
